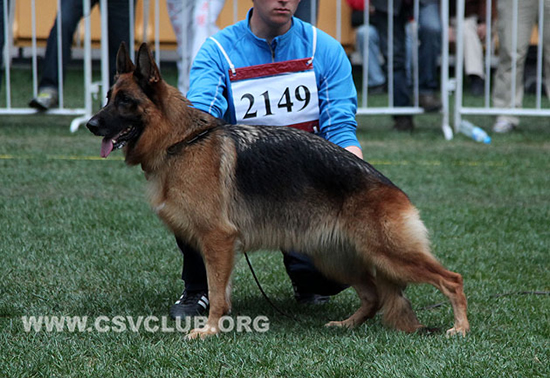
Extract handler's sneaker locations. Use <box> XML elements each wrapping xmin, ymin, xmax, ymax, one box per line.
<box><xmin>294</xmin><ymin>291</ymin><xmax>330</xmax><ymax>305</ymax></box>
<box><xmin>169</xmin><ymin>290</ymin><xmax>209</xmax><ymax>319</ymax></box>
<box><xmin>29</xmin><ymin>88</ymin><xmax>58</xmax><ymax>110</ymax></box>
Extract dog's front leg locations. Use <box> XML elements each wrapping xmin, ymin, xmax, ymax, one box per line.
<box><xmin>186</xmin><ymin>232</ymin><xmax>235</xmax><ymax>340</ymax></box>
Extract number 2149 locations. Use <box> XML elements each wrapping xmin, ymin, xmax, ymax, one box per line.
<box><xmin>240</xmin><ymin>85</ymin><xmax>311</xmax><ymax>119</ymax></box>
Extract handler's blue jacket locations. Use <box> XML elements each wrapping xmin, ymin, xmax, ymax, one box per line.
<box><xmin>187</xmin><ymin>9</ymin><xmax>361</xmax><ymax>150</ymax></box>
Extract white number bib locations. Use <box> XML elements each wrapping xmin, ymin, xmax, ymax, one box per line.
<box><xmin>229</xmin><ymin>58</ymin><xmax>320</xmax><ymax>132</ymax></box>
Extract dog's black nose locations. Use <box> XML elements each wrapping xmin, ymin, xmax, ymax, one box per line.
<box><xmin>86</xmin><ymin>117</ymin><xmax>100</xmax><ymax>135</ymax></box>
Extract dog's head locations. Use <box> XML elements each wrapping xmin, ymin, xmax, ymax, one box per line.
<box><xmin>87</xmin><ymin>42</ymin><xmax>163</xmax><ymax>159</ymax></box>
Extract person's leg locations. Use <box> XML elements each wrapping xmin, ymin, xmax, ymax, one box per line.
<box><xmin>166</xmin><ymin>0</ymin><xmax>194</xmax><ymax>94</ymax></box>
<box><xmin>29</xmin><ymin>0</ymin><xmax>86</xmax><ymax>109</ymax></box>
<box><xmin>356</xmin><ymin>24</ymin><xmax>386</xmax><ymax>88</ymax></box>
<box><xmin>372</xmin><ymin>8</ymin><xmax>413</xmax><ymax>130</ymax></box>
<box><xmin>542</xmin><ymin>0</ymin><xmax>550</xmax><ymax>99</ymax></box>
<box><xmin>169</xmin><ymin>237</ymin><xmax>209</xmax><ymax>319</ymax></box>
<box><xmin>283</xmin><ymin>251</ymin><xmax>348</xmax><ymax>303</ymax></box>
<box><xmin>405</xmin><ymin>21</ymin><xmax>413</xmax><ymax>87</ymax></box>
<box><xmin>492</xmin><ymin>0</ymin><xmax>536</xmax><ymax>130</ymax></box>
<box><xmin>416</xmin><ymin>1</ymin><xmax>442</xmax><ymax>111</ymax></box>
<box><xmin>0</xmin><ymin>0</ymin><xmax>6</xmax><ymax>88</ymax></box>
<box><xmin>417</xmin><ymin>1</ymin><xmax>441</xmax><ymax>95</ymax></box>
<box><xmin>191</xmin><ymin>0</ymin><xmax>225</xmax><ymax>60</ymax></box>
<box><xmin>373</xmin><ymin>9</ymin><xmax>409</xmax><ymax>107</ymax></box>
<box><xmin>177</xmin><ymin>238</ymin><xmax>208</xmax><ymax>292</ymax></box>
<box><xmin>38</xmin><ymin>0</ymin><xmax>86</xmax><ymax>90</ymax></box>
<box><xmin>462</xmin><ymin>15</ymin><xmax>485</xmax><ymax>96</ymax></box>
<box><xmin>462</xmin><ymin>16</ymin><xmax>484</xmax><ymax>78</ymax></box>
<box><xmin>106</xmin><ymin>0</ymin><xmax>133</xmax><ymax>86</ymax></box>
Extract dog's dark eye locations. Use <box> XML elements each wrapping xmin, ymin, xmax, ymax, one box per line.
<box><xmin>117</xmin><ymin>94</ymin><xmax>132</xmax><ymax>106</ymax></box>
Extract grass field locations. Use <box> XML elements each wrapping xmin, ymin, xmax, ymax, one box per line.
<box><xmin>0</xmin><ymin>67</ymin><xmax>549</xmax><ymax>377</ymax></box>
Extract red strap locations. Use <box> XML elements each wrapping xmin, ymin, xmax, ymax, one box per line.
<box><xmin>229</xmin><ymin>58</ymin><xmax>313</xmax><ymax>82</ymax></box>
<box><xmin>287</xmin><ymin>120</ymin><xmax>319</xmax><ymax>133</ymax></box>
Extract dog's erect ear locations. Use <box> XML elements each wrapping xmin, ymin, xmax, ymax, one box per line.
<box><xmin>116</xmin><ymin>42</ymin><xmax>135</xmax><ymax>75</ymax></box>
<box><xmin>135</xmin><ymin>43</ymin><xmax>161</xmax><ymax>84</ymax></box>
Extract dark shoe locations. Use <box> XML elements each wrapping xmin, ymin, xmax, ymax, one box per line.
<box><xmin>29</xmin><ymin>88</ymin><xmax>59</xmax><ymax>110</ymax></box>
<box><xmin>419</xmin><ymin>94</ymin><xmax>442</xmax><ymax>112</ymax></box>
<box><xmin>469</xmin><ymin>75</ymin><xmax>484</xmax><ymax>97</ymax></box>
<box><xmin>294</xmin><ymin>291</ymin><xmax>330</xmax><ymax>305</ymax></box>
<box><xmin>368</xmin><ymin>83</ymin><xmax>387</xmax><ymax>95</ymax></box>
<box><xmin>393</xmin><ymin>115</ymin><xmax>415</xmax><ymax>132</ymax></box>
<box><xmin>169</xmin><ymin>290</ymin><xmax>209</xmax><ymax>319</ymax></box>
<box><xmin>290</xmin><ymin>279</ymin><xmax>330</xmax><ymax>304</ymax></box>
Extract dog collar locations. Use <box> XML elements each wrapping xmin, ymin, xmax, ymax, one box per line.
<box><xmin>167</xmin><ymin>126</ymin><xmax>218</xmax><ymax>156</ymax></box>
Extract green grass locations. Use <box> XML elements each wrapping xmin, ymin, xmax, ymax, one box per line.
<box><xmin>0</xmin><ymin>67</ymin><xmax>549</xmax><ymax>377</ymax></box>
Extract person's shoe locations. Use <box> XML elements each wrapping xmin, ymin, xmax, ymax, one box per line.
<box><xmin>419</xmin><ymin>94</ymin><xmax>442</xmax><ymax>112</ymax></box>
<box><xmin>492</xmin><ymin>119</ymin><xmax>515</xmax><ymax>133</ymax></box>
<box><xmin>368</xmin><ymin>83</ymin><xmax>387</xmax><ymax>95</ymax></box>
<box><xmin>393</xmin><ymin>115</ymin><xmax>415</xmax><ymax>132</ymax></box>
<box><xmin>294</xmin><ymin>291</ymin><xmax>330</xmax><ymax>305</ymax></box>
<box><xmin>469</xmin><ymin>75</ymin><xmax>485</xmax><ymax>97</ymax></box>
<box><xmin>29</xmin><ymin>88</ymin><xmax>59</xmax><ymax>110</ymax></box>
<box><xmin>169</xmin><ymin>290</ymin><xmax>209</xmax><ymax>319</ymax></box>
<box><xmin>290</xmin><ymin>280</ymin><xmax>330</xmax><ymax>304</ymax></box>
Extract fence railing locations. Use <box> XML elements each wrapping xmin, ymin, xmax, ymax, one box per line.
<box><xmin>1</xmin><ymin>0</ymin><xmax>548</xmax><ymax>138</ymax></box>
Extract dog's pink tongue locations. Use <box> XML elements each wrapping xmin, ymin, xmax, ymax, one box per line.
<box><xmin>101</xmin><ymin>137</ymin><xmax>114</xmax><ymax>158</ymax></box>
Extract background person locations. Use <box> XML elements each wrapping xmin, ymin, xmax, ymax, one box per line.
<box><xmin>370</xmin><ymin>0</ymin><xmax>414</xmax><ymax>130</ymax></box>
<box><xmin>347</xmin><ymin>0</ymin><xmax>387</xmax><ymax>93</ymax></box>
<box><xmin>449</xmin><ymin>0</ymin><xmax>497</xmax><ymax>96</ymax></box>
<box><xmin>29</xmin><ymin>0</ymin><xmax>134</xmax><ymax>110</ymax></box>
<box><xmin>166</xmin><ymin>0</ymin><xmax>226</xmax><ymax>95</ymax></box>
<box><xmin>491</xmin><ymin>0</ymin><xmax>550</xmax><ymax>133</ymax></box>
<box><xmin>0</xmin><ymin>0</ymin><xmax>9</xmax><ymax>90</ymax></box>
<box><xmin>417</xmin><ymin>0</ymin><xmax>442</xmax><ymax>112</ymax></box>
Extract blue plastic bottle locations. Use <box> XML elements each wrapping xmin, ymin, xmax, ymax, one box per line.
<box><xmin>459</xmin><ymin>120</ymin><xmax>491</xmax><ymax>144</ymax></box>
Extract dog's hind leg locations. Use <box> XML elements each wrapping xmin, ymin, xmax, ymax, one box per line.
<box><xmin>364</xmin><ymin>195</ymin><xmax>470</xmax><ymax>336</ymax></box>
<box><xmin>376</xmin><ymin>274</ymin><xmax>423</xmax><ymax>333</ymax></box>
<box><xmin>325</xmin><ymin>273</ymin><xmax>379</xmax><ymax>329</ymax></box>
<box><xmin>377</xmin><ymin>257</ymin><xmax>469</xmax><ymax>336</ymax></box>
<box><xmin>376</xmin><ymin>245</ymin><xmax>470</xmax><ymax>336</ymax></box>
<box><xmin>186</xmin><ymin>231</ymin><xmax>236</xmax><ymax>340</ymax></box>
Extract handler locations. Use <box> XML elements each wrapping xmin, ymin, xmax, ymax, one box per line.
<box><xmin>170</xmin><ymin>0</ymin><xmax>365</xmax><ymax>318</ymax></box>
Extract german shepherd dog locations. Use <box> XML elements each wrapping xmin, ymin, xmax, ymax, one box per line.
<box><xmin>87</xmin><ymin>43</ymin><xmax>470</xmax><ymax>339</ymax></box>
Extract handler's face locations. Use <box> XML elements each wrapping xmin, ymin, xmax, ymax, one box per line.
<box><xmin>252</xmin><ymin>0</ymin><xmax>301</xmax><ymax>30</ymax></box>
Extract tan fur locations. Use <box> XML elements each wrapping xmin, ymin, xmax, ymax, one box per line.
<box><xmin>88</xmin><ymin>43</ymin><xmax>470</xmax><ymax>339</ymax></box>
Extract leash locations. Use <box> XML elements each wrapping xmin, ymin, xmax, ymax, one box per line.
<box><xmin>244</xmin><ymin>252</ymin><xmax>298</xmax><ymax>321</ymax></box>
<box><xmin>418</xmin><ymin>291</ymin><xmax>550</xmax><ymax>311</ymax></box>
<box><xmin>245</xmin><ymin>252</ymin><xmax>550</xmax><ymax>319</ymax></box>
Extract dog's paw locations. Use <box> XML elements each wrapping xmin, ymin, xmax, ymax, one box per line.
<box><xmin>325</xmin><ymin>320</ymin><xmax>354</xmax><ymax>328</ymax></box>
<box><xmin>186</xmin><ymin>326</ymin><xmax>219</xmax><ymax>340</ymax></box>
<box><xmin>445</xmin><ymin>326</ymin><xmax>469</xmax><ymax>337</ymax></box>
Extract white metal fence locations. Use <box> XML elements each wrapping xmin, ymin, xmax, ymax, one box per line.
<box><xmin>0</xmin><ymin>0</ymin><xmax>548</xmax><ymax>138</ymax></box>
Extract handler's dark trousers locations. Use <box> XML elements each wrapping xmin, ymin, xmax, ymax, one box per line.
<box><xmin>176</xmin><ymin>237</ymin><xmax>348</xmax><ymax>296</ymax></box>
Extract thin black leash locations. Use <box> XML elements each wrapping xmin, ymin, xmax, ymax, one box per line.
<box><xmin>418</xmin><ymin>291</ymin><xmax>550</xmax><ymax>311</ymax></box>
<box><xmin>244</xmin><ymin>252</ymin><xmax>298</xmax><ymax>321</ymax></box>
